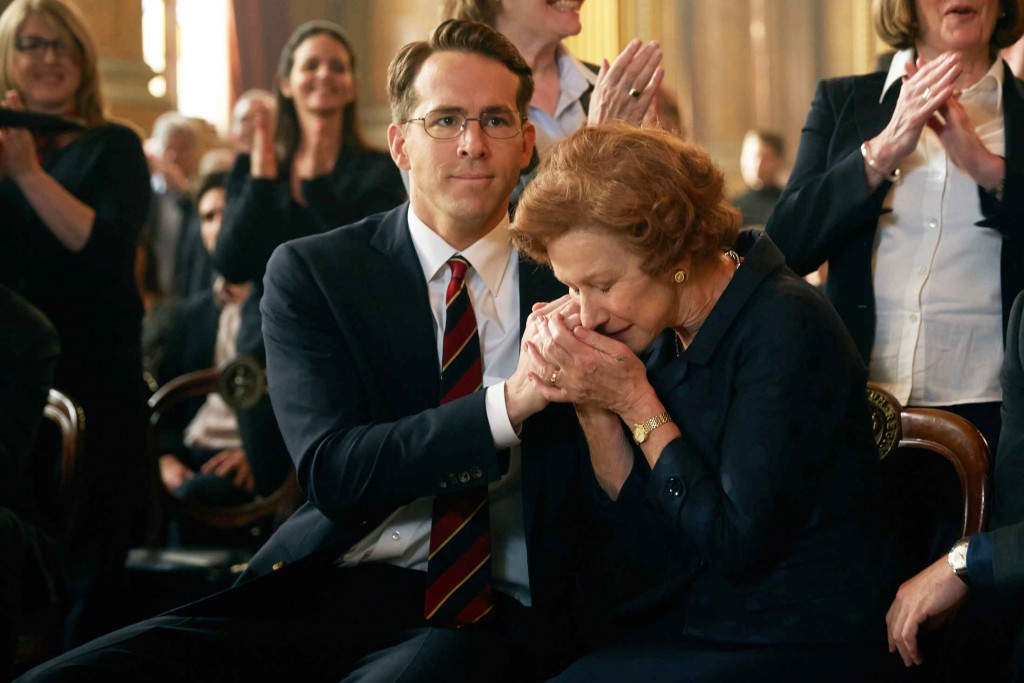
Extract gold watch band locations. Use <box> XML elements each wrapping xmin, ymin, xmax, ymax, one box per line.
<box><xmin>632</xmin><ymin>412</ymin><xmax>672</xmax><ymax>445</ymax></box>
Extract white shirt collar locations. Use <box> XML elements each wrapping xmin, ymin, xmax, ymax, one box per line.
<box><xmin>880</xmin><ymin>48</ymin><xmax>1005</xmax><ymax>107</ymax></box>
<box><xmin>557</xmin><ymin>46</ymin><xmax>598</xmax><ymax>104</ymax></box>
<box><xmin>406</xmin><ymin>206</ymin><xmax>514</xmax><ymax>297</ymax></box>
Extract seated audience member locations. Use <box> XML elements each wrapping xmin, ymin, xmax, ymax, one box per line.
<box><xmin>17</xmin><ymin>20</ymin><xmax>591</xmax><ymax>682</ymax></box>
<box><xmin>140</xmin><ymin>111</ymin><xmax>202</xmax><ymax>305</ymax></box>
<box><xmin>228</xmin><ymin>88</ymin><xmax>275</xmax><ymax>155</ymax></box>
<box><xmin>214</xmin><ymin>20</ymin><xmax>407</xmax><ymax>509</ymax></box>
<box><xmin>733</xmin><ymin>128</ymin><xmax>785</xmax><ymax>228</ymax></box>
<box><xmin>510</xmin><ymin>123</ymin><xmax>892</xmax><ymax>682</ymax></box>
<box><xmin>154</xmin><ymin>171</ymin><xmax>257</xmax><ymax>527</ymax></box>
<box><xmin>887</xmin><ymin>289</ymin><xmax>1024</xmax><ymax>681</ymax></box>
<box><xmin>0</xmin><ymin>285</ymin><xmax>60</xmax><ymax>680</ymax></box>
<box><xmin>0</xmin><ymin>0</ymin><xmax>151</xmax><ymax>646</ymax></box>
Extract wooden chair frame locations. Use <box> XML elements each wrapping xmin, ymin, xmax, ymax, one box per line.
<box><xmin>866</xmin><ymin>383</ymin><xmax>991</xmax><ymax>536</ymax></box>
<box><xmin>143</xmin><ymin>357</ymin><xmax>300</xmax><ymax>545</ymax></box>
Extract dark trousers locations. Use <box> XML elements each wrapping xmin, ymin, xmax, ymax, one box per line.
<box><xmin>16</xmin><ymin>562</ymin><xmax>569</xmax><ymax>683</ymax></box>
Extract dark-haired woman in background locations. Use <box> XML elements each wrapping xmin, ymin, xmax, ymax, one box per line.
<box><xmin>0</xmin><ymin>0</ymin><xmax>151</xmax><ymax>645</ymax></box>
<box><xmin>214</xmin><ymin>21</ymin><xmax>406</xmax><ymax>497</ymax></box>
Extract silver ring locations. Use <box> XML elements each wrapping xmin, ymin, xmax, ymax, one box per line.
<box><xmin>628</xmin><ymin>87</ymin><xmax>641</xmax><ymax>98</ymax></box>
<box><xmin>549</xmin><ymin>371</ymin><xmax>559</xmax><ymax>385</ymax></box>
<box><xmin>921</xmin><ymin>86</ymin><xmax>931</xmax><ymax>102</ymax></box>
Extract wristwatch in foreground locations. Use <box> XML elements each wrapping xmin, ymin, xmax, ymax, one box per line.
<box><xmin>947</xmin><ymin>536</ymin><xmax>970</xmax><ymax>584</ymax></box>
<box><xmin>632</xmin><ymin>412</ymin><xmax>672</xmax><ymax>445</ymax></box>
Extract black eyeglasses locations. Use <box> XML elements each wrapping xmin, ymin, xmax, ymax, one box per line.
<box><xmin>14</xmin><ymin>36</ymin><xmax>73</xmax><ymax>60</ymax></box>
<box><xmin>405</xmin><ymin>109</ymin><xmax>525</xmax><ymax>140</ymax></box>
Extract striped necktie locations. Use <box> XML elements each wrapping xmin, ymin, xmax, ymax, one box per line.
<box><xmin>424</xmin><ymin>255</ymin><xmax>493</xmax><ymax>626</ymax></box>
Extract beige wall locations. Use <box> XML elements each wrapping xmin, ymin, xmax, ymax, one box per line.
<box><xmin>0</xmin><ymin>0</ymin><xmax>885</xmax><ymax>169</ymax></box>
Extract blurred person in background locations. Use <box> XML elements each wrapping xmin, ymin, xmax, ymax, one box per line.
<box><xmin>733</xmin><ymin>128</ymin><xmax>786</xmax><ymax>228</ymax></box>
<box><xmin>0</xmin><ymin>0</ymin><xmax>151</xmax><ymax>646</ymax></box>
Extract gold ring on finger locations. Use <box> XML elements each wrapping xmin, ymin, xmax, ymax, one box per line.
<box><xmin>549</xmin><ymin>370</ymin><xmax>559</xmax><ymax>385</ymax></box>
<box><xmin>628</xmin><ymin>87</ymin><xmax>641</xmax><ymax>98</ymax></box>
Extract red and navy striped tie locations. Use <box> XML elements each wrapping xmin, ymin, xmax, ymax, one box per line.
<box><xmin>424</xmin><ymin>255</ymin><xmax>493</xmax><ymax>626</ymax></box>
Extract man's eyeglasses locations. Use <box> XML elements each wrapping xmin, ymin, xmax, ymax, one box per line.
<box><xmin>405</xmin><ymin>110</ymin><xmax>525</xmax><ymax>140</ymax></box>
<box><xmin>14</xmin><ymin>36</ymin><xmax>73</xmax><ymax>60</ymax></box>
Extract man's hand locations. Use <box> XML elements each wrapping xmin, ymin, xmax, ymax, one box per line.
<box><xmin>200</xmin><ymin>448</ymin><xmax>255</xmax><ymax>493</ymax></box>
<box><xmin>886</xmin><ymin>554</ymin><xmax>970</xmax><ymax>667</ymax></box>
<box><xmin>159</xmin><ymin>454</ymin><xmax>193</xmax><ymax>494</ymax></box>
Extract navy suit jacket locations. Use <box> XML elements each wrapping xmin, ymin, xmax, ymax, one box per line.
<box><xmin>767</xmin><ymin>62</ymin><xmax>1024</xmax><ymax>363</ymax></box>
<box><xmin>243</xmin><ymin>204</ymin><xmax>587</xmax><ymax>625</ymax></box>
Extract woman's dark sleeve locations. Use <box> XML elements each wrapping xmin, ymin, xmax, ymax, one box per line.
<box><xmin>765</xmin><ymin>78</ymin><xmax>893</xmax><ymax>276</ymax></box>
<box><xmin>610</xmin><ymin>291</ymin><xmax>869</xmax><ymax>580</ymax></box>
<box><xmin>214</xmin><ymin>153</ymin><xmax>281</xmax><ymax>283</ymax></box>
<box><xmin>66</xmin><ymin>125</ymin><xmax>151</xmax><ymax>276</ymax></box>
<box><xmin>300</xmin><ymin>149</ymin><xmax>406</xmax><ymax>230</ymax></box>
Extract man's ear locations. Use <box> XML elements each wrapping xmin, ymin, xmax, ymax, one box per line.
<box><xmin>388</xmin><ymin>123</ymin><xmax>411</xmax><ymax>171</ymax></box>
<box><xmin>520</xmin><ymin>121</ymin><xmax>537</xmax><ymax>170</ymax></box>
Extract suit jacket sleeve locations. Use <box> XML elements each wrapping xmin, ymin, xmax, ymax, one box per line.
<box><xmin>260</xmin><ymin>240</ymin><xmax>506</xmax><ymax>521</ymax></box>
<box><xmin>766</xmin><ymin>78</ymin><xmax>894</xmax><ymax>276</ymax></box>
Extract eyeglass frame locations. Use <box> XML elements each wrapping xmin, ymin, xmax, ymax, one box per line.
<box><xmin>404</xmin><ymin>109</ymin><xmax>528</xmax><ymax>140</ymax></box>
<box><xmin>14</xmin><ymin>36</ymin><xmax>75</xmax><ymax>61</ymax></box>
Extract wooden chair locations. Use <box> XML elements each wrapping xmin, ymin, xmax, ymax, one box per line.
<box><xmin>125</xmin><ymin>356</ymin><xmax>302</xmax><ymax>617</ymax></box>
<box><xmin>140</xmin><ymin>355</ymin><xmax>301</xmax><ymax>542</ymax></box>
<box><xmin>866</xmin><ymin>383</ymin><xmax>990</xmax><ymax>537</ymax></box>
<box><xmin>13</xmin><ymin>389</ymin><xmax>85</xmax><ymax>674</ymax></box>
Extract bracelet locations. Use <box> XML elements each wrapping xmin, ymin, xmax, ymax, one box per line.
<box><xmin>861</xmin><ymin>142</ymin><xmax>901</xmax><ymax>183</ymax></box>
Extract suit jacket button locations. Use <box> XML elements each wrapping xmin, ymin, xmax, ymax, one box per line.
<box><xmin>667</xmin><ymin>477</ymin><xmax>685</xmax><ymax>497</ymax></box>
<box><xmin>470</xmin><ymin>466</ymin><xmax>483</xmax><ymax>479</ymax></box>
<box><xmin>447</xmin><ymin>473</ymin><xmax>459</xmax><ymax>487</ymax></box>
<box><xmin>272</xmin><ymin>561</ymin><xmax>286</xmax><ymax>571</ymax></box>
<box><xmin>459</xmin><ymin>471</ymin><xmax>471</xmax><ymax>483</ymax></box>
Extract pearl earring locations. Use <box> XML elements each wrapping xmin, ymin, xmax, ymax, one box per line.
<box><xmin>673</xmin><ymin>269</ymin><xmax>687</xmax><ymax>284</ymax></box>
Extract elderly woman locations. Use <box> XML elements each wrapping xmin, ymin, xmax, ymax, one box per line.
<box><xmin>510</xmin><ymin>123</ymin><xmax>891</xmax><ymax>682</ymax></box>
<box><xmin>0</xmin><ymin>0</ymin><xmax>150</xmax><ymax>644</ymax></box>
<box><xmin>766</xmin><ymin>0</ymin><xmax>1024</xmax><ymax>454</ymax></box>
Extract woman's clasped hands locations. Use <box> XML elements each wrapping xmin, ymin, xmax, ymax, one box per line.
<box><xmin>521</xmin><ymin>295</ymin><xmax>651</xmax><ymax>418</ymax></box>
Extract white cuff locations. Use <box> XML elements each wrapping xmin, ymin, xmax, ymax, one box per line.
<box><xmin>485</xmin><ymin>382</ymin><xmax>521</xmax><ymax>449</ymax></box>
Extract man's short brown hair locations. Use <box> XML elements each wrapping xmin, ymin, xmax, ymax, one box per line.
<box><xmin>386</xmin><ymin>19</ymin><xmax>533</xmax><ymax>125</ymax></box>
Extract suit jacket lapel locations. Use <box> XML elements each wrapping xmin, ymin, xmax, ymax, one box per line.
<box><xmin>365</xmin><ymin>207</ymin><xmax>441</xmax><ymax>415</ymax></box>
<box><xmin>1004</xmin><ymin>63</ymin><xmax>1024</xmax><ymax>174</ymax></box>
<box><xmin>854</xmin><ymin>72</ymin><xmax>898</xmax><ymax>144</ymax></box>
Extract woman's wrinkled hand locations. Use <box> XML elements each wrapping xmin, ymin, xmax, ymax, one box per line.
<box><xmin>867</xmin><ymin>52</ymin><xmax>963</xmax><ymax>174</ymax></box>
<box><xmin>529</xmin><ymin>312</ymin><xmax>652</xmax><ymax>416</ymax></box>
<box><xmin>250</xmin><ymin>107</ymin><xmax>277</xmax><ymax>179</ymax></box>
<box><xmin>0</xmin><ymin>90</ymin><xmax>41</xmax><ymax>181</ymax></box>
<box><xmin>587</xmin><ymin>39</ymin><xmax>665</xmax><ymax>127</ymax></box>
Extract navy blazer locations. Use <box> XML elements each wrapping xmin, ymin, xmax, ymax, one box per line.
<box><xmin>242</xmin><ymin>204</ymin><xmax>586</xmax><ymax>624</ymax></box>
<box><xmin>767</xmin><ymin>62</ymin><xmax>1024</xmax><ymax>363</ymax></box>
<box><xmin>597</xmin><ymin>233</ymin><xmax>890</xmax><ymax>645</ymax></box>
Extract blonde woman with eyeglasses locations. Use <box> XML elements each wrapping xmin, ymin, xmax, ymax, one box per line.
<box><xmin>0</xmin><ymin>0</ymin><xmax>152</xmax><ymax>646</ymax></box>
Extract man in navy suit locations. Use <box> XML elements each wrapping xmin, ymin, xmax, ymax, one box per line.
<box><xmin>19</xmin><ymin>20</ymin><xmax>588</xmax><ymax>683</ymax></box>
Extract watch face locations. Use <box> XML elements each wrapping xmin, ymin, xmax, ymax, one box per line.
<box><xmin>633</xmin><ymin>425</ymin><xmax>646</xmax><ymax>443</ymax></box>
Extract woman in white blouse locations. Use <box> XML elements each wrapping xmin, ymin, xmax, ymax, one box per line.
<box><xmin>768</xmin><ymin>0</ymin><xmax>1024</xmax><ymax>455</ymax></box>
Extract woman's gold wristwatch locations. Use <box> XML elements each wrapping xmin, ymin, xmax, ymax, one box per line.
<box><xmin>632</xmin><ymin>412</ymin><xmax>672</xmax><ymax>445</ymax></box>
